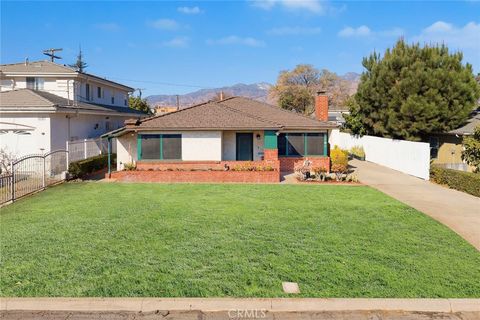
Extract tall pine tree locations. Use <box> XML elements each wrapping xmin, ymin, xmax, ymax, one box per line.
<box><xmin>70</xmin><ymin>47</ymin><xmax>88</xmax><ymax>73</ymax></box>
<box><xmin>345</xmin><ymin>40</ymin><xmax>480</xmax><ymax>141</ymax></box>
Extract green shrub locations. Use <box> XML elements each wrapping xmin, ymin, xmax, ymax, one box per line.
<box><xmin>123</xmin><ymin>162</ymin><xmax>136</xmax><ymax>171</ymax></box>
<box><xmin>350</xmin><ymin>145</ymin><xmax>365</xmax><ymax>159</ymax></box>
<box><xmin>231</xmin><ymin>162</ymin><xmax>275</xmax><ymax>171</ymax></box>
<box><xmin>69</xmin><ymin>154</ymin><xmax>116</xmax><ymax>179</ymax></box>
<box><xmin>430</xmin><ymin>165</ymin><xmax>480</xmax><ymax>197</ymax></box>
<box><xmin>331</xmin><ymin>146</ymin><xmax>348</xmax><ymax>166</ymax></box>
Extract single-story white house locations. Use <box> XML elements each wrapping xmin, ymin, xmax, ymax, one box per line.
<box><xmin>103</xmin><ymin>93</ymin><xmax>337</xmax><ymax>182</ymax></box>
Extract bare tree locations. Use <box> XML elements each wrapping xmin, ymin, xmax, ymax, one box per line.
<box><xmin>0</xmin><ymin>148</ymin><xmax>16</xmax><ymax>174</ymax></box>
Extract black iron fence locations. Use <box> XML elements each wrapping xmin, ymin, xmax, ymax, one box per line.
<box><xmin>0</xmin><ymin>150</ymin><xmax>68</xmax><ymax>205</ymax></box>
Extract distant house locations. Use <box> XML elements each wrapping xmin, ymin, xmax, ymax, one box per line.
<box><xmin>429</xmin><ymin>109</ymin><xmax>479</xmax><ymax>172</ymax></box>
<box><xmin>154</xmin><ymin>105</ymin><xmax>179</xmax><ymax>115</ymax></box>
<box><xmin>0</xmin><ymin>60</ymin><xmax>146</xmax><ymax>157</ymax></box>
<box><xmin>328</xmin><ymin>109</ymin><xmax>349</xmax><ymax>125</ymax></box>
<box><xmin>103</xmin><ymin>92</ymin><xmax>337</xmax><ymax>183</ymax></box>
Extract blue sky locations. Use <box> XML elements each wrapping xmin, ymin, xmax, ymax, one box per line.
<box><xmin>1</xmin><ymin>1</ymin><xmax>479</xmax><ymax>96</ymax></box>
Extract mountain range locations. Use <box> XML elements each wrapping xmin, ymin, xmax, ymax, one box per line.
<box><xmin>146</xmin><ymin>73</ymin><xmax>360</xmax><ymax>108</ymax></box>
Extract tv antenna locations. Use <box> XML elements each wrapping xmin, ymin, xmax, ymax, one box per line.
<box><xmin>43</xmin><ymin>48</ymin><xmax>63</xmax><ymax>62</ymax></box>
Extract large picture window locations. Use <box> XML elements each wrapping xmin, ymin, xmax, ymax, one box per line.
<box><xmin>162</xmin><ymin>134</ymin><xmax>182</xmax><ymax>160</ymax></box>
<box><xmin>139</xmin><ymin>134</ymin><xmax>182</xmax><ymax>160</ymax></box>
<box><xmin>287</xmin><ymin>133</ymin><xmax>304</xmax><ymax>156</ymax></box>
<box><xmin>141</xmin><ymin>135</ymin><xmax>161</xmax><ymax>159</ymax></box>
<box><xmin>278</xmin><ymin>133</ymin><xmax>326</xmax><ymax>156</ymax></box>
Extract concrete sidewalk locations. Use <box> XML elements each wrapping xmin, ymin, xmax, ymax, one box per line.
<box><xmin>1</xmin><ymin>298</ymin><xmax>479</xmax><ymax>319</ymax></box>
<box><xmin>351</xmin><ymin>160</ymin><xmax>480</xmax><ymax>250</ymax></box>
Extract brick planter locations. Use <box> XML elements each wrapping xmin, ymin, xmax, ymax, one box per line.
<box><xmin>137</xmin><ymin>160</ymin><xmax>279</xmax><ymax>172</ymax></box>
<box><xmin>109</xmin><ymin>170</ymin><xmax>280</xmax><ymax>183</ymax></box>
<box><xmin>279</xmin><ymin>157</ymin><xmax>330</xmax><ymax>172</ymax></box>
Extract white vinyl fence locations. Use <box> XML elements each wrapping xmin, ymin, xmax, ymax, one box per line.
<box><xmin>329</xmin><ymin>129</ymin><xmax>430</xmax><ymax>180</ymax></box>
<box><xmin>66</xmin><ymin>138</ymin><xmax>116</xmax><ymax>164</ymax></box>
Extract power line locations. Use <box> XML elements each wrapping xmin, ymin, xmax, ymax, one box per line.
<box><xmin>106</xmin><ymin>77</ymin><xmax>214</xmax><ymax>89</ymax></box>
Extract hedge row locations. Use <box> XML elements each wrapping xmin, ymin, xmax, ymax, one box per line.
<box><xmin>430</xmin><ymin>165</ymin><xmax>480</xmax><ymax>197</ymax></box>
<box><xmin>68</xmin><ymin>154</ymin><xmax>116</xmax><ymax>179</ymax></box>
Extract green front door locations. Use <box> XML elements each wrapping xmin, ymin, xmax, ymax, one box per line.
<box><xmin>236</xmin><ymin>133</ymin><xmax>253</xmax><ymax>161</ymax></box>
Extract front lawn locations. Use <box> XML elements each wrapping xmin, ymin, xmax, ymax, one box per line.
<box><xmin>1</xmin><ymin>183</ymin><xmax>479</xmax><ymax>297</ymax></box>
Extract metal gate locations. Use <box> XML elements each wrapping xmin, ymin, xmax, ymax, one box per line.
<box><xmin>0</xmin><ymin>150</ymin><xmax>68</xmax><ymax>205</ymax></box>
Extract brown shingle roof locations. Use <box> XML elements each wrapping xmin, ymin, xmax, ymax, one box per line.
<box><xmin>127</xmin><ymin>96</ymin><xmax>336</xmax><ymax>131</ymax></box>
<box><xmin>0</xmin><ymin>89</ymin><xmax>146</xmax><ymax>116</ymax></box>
<box><xmin>137</xmin><ymin>100</ymin><xmax>276</xmax><ymax>130</ymax></box>
<box><xmin>221</xmin><ymin>96</ymin><xmax>335</xmax><ymax>129</ymax></box>
<box><xmin>449</xmin><ymin>109</ymin><xmax>480</xmax><ymax>135</ymax></box>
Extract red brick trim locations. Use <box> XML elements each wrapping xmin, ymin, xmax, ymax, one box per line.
<box><xmin>109</xmin><ymin>170</ymin><xmax>280</xmax><ymax>183</ymax></box>
<box><xmin>136</xmin><ymin>160</ymin><xmax>280</xmax><ymax>172</ymax></box>
<box><xmin>264</xmin><ymin>149</ymin><xmax>278</xmax><ymax>161</ymax></box>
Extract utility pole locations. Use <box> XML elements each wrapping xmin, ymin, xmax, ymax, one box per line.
<box><xmin>43</xmin><ymin>48</ymin><xmax>63</xmax><ymax>62</ymax></box>
<box><xmin>176</xmin><ymin>95</ymin><xmax>180</xmax><ymax>109</ymax></box>
<box><xmin>135</xmin><ymin>88</ymin><xmax>146</xmax><ymax>99</ymax></box>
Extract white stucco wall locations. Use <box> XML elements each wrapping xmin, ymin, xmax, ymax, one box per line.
<box><xmin>222</xmin><ymin>131</ymin><xmax>236</xmax><ymax>160</ymax></box>
<box><xmin>182</xmin><ymin>131</ymin><xmax>222</xmax><ymax>161</ymax></box>
<box><xmin>50</xmin><ymin>113</ymin><xmax>127</xmax><ymax>150</ymax></box>
<box><xmin>77</xmin><ymin>80</ymin><xmax>129</xmax><ymax>107</ymax></box>
<box><xmin>117</xmin><ymin>133</ymin><xmax>137</xmax><ymax>171</ymax></box>
<box><xmin>0</xmin><ymin>114</ymin><xmax>51</xmax><ymax>157</ymax></box>
<box><xmin>0</xmin><ymin>113</ymin><xmax>129</xmax><ymax>158</ymax></box>
<box><xmin>253</xmin><ymin>131</ymin><xmax>264</xmax><ymax>160</ymax></box>
<box><xmin>1</xmin><ymin>76</ymin><xmax>129</xmax><ymax>108</ymax></box>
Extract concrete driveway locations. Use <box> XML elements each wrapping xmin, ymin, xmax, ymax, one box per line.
<box><xmin>351</xmin><ymin>159</ymin><xmax>480</xmax><ymax>250</ymax></box>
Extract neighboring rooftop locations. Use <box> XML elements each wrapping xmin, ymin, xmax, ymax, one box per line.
<box><xmin>449</xmin><ymin>109</ymin><xmax>480</xmax><ymax>135</ymax></box>
<box><xmin>118</xmin><ymin>96</ymin><xmax>336</xmax><ymax>132</ymax></box>
<box><xmin>0</xmin><ymin>89</ymin><xmax>146</xmax><ymax>116</ymax></box>
<box><xmin>0</xmin><ymin>60</ymin><xmax>77</xmax><ymax>74</ymax></box>
<box><xmin>0</xmin><ymin>60</ymin><xmax>133</xmax><ymax>91</ymax></box>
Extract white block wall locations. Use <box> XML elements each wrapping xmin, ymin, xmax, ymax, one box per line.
<box><xmin>329</xmin><ymin>129</ymin><xmax>431</xmax><ymax>180</ymax></box>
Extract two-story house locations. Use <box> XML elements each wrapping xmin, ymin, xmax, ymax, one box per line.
<box><xmin>0</xmin><ymin>60</ymin><xmax>146</xmax><ymax>157</ymax></box>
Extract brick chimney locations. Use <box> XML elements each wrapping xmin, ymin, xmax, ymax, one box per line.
<box><xmin>315</xmin><ymin>91</ymin><xmax>328</xmax><ymax>121</ymax></box>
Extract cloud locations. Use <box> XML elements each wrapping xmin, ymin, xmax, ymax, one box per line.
<box><xmin>148</xmin><ymin>19</ymin><xmax>179</xmax><ymax>30</ymax></box>
<box><xmin>412</xmin><ymin>21</ymin><xmax>480</xmax><ymax>50</ymax></box>
<box><xmin>162</xmin><ymin>36</ymin><xmax>189</xmax><ymax>48</ymax></box>
<box><xmin>251</xmin><ymin>0</ymin><xmax>325</xmax><ymax>14</ymax></box>
<box><xmin>178</xmin><ymin>6</ymin><xmax>202</xmax><ymax>14</ymax></box>
<box><xmin>206</xmin><ymin>36</ymin><xmax>266</xmax><ymax>47</ymax></box>
<box><xmin>94</xmin><ymin>22</ymin><xmax>120</xmax><ymax>32</ymax></box>
<box><xmin>378</xmin><ymin>27</ymin><xmax>404</xmax><ymax>38</ymax></box>
<box><xmin>267</xmin><ymin>26</ymin><xmax>321</xmax><ymax>36</ymax></box>
<box><xmin>338</xmin><ymin>25</ymin><xmax>371</xmax><ymax>37</ymax></box>
<box><xmin>338</xmin><ymin>25</ymin><xmax>404</xmax><ymax>38</ymax></box>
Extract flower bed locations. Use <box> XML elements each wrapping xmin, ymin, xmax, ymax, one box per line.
<box><xmin>109</xmin><ymin>169</ymin><xmax>280</xmax><ymax>183</ymax></box>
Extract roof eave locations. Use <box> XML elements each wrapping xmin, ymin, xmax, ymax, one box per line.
<box><xmin>131</xmin><ymin>126</ymin><xmax>281</xmax><ymax>131</ymax></box>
